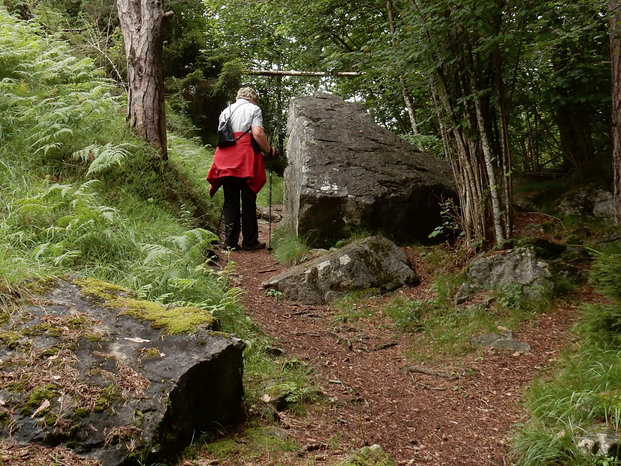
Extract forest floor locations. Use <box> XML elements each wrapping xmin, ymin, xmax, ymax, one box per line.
<box><xmin>0</xmin><ymin>214</ymin><xmax>590</xmax><ymax>466</ymax></box>
<box><xmin>195</xmin><ymin>213</ymin><xmax>586</xmax><ymax>465</ymax></box>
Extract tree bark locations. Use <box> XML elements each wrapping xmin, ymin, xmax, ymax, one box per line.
<box><xmin>386</xmin><ymin>0</ymin><xmax>419</xmax><ymax>135</ymax></box>
<box><xmin>610</xmin><ymin>0</ymin><xmax>621</xmax><ymax>224</ymax></box>
<box><xmin>463</xmin><ymin>42</ymin><xmax>506</xmax><ymax>245</ymax></box>
<box><xmin>117</xmin><ymin>0</ymin><xmax>170</xmax><ymax>160</ymax></box>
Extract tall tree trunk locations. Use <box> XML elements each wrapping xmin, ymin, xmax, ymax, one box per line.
<box><xmin>117</xmin><ymin>0</ymin><xmax>170</xmax><ymax>160</ymax></box>
<box><xmin>610</xmin><ymin>0</ymin><xmax>621</xmax><ymax>224</ymax></box>
<box><xmin>490</xmin><ymin>2</ymin><xmax>513</xmax><ymax>237</ymax></box>
<box><xmin>387</xmin><ymin>0</ymin><xmax>419</xmax><ymax>134</ymax></box>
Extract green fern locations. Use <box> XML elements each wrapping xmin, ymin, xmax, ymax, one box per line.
<box><xmin>72</xmin><ymin>143</ymin><xmax>133</xmax><ymax>175</ymax></box>
<box><xmin>1</xmin><ymin>7</ymin><xmax>120</xmax><ymax>166</ymax></box>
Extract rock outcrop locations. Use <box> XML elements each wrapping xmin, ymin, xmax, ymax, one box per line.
<box><xmin>262</xmin><ymin>236</ymin><xmax>417</xmax><ymax>304</ymax></box>
<box><xmin>578</xmin><ymin>425</ymin><xmax>620</xmax><ymax>458</ymax></box>
<box><xmin>554</xmin><ymin>185</ymin><xmax>613</xmax><ymax>218</ymax></box>
<box><xmin>0</xmin><ymin>277</ymin><xmax>245</xmax><ymax>465</ymax></box>
<box><xmin>466</xmin><ymin>247</ymin><xmax>555</xmax><ymax>299</ymax></box>
<box><xmin>455</xmin><ymin>244</ymin><xmax>587</xmax><ymax>305</ymax></box>
<box><xmin>283</xmin><ymin>93</ymin><xmax>456</xmax><ymax>247</ymax></box>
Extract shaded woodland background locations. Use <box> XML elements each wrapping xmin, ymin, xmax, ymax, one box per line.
<box><xmin>5</xmin><ymin>0</ymin><xmax>620</xmax><ymax>246</ymax></box>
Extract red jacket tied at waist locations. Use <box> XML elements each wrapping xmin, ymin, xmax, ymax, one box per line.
<box><xmin>206</xmin><ymin>132</ymin><xmax>266</xmax><ymax>197</ymax></box>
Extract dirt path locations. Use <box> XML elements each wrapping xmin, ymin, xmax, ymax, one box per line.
<box><xmin>223</xmin><ymin>220</ymin><xmax>579</xmax><ymax>465</ymax></box>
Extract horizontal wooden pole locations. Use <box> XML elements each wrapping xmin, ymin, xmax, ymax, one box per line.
<box><xmin>245</xmin><ymin>69</ymin><xmax>362</xmax><ymax>77</ymax></box>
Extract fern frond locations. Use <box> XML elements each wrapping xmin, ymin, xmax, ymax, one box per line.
<box><xmin>164</xmin><ymin>228</ymin><xmax>217</xmax><ymax>252</ymax></box>
<box><xmin>141</xmin><ymin>243</ymin><xmax>174</xmax><ymax>265</ymax></box>
<box><xmin>72</xmin><ymin>143</ymin><xmax>133</xmax><ymax>175</ymax></box>
<box><xmin>29</xmin><ymin>124</ymin><xmax>73</xmax><ymax>155</ymax></box>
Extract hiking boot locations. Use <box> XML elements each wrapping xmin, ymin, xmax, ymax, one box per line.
<box><xmin>241</xmin><ymin>241</ymin><xmax>266</xmax><ymax>251</ymax></box>
<box><xmin>222</xmin><ymin>242</ymin><xmax>241</xmax><ymax>251</ymax></box>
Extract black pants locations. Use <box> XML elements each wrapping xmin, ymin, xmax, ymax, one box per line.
<box><xmin>221</xmin><ymin>177</ymin><xmax>258</xmax><ymax>248</ymax></box>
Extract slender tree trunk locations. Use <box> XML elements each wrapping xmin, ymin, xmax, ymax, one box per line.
<box><xmin>610</xmin><ymin>0</ymin><xmax>621</xmax><ymax>224</ymax></box>
<box><xmin>432</xmin><ymin>74</ymin><xmax>486</xmax><ymax>244</ymax></box>
<box><xmin>463</xmin><ymin>43</ymin><xmax>506</xmax><ymax>244</ymax></box>
<box><xmin>491</xmin><ymin>40</ymin><xmax>513</xmax><ymax>237</ymax></box>
<box><xmin>117</xmin><ymin>0</ymin><xmax>170</xmax><ymax>160</ymax></box>
<box><xmin>387</xmin><ymin>0</ymin><xmax>419</xmax><ymax>135</ymax></box>
<box><xmin>401</xmin><ymin>79</ymin><xmax>419</xmax><ymax>135</ymax></box>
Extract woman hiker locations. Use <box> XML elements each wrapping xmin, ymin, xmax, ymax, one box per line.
<box><xmin>207</xmin><ymin>87</ymin><xmax>275</xmax><ymax>251</ymax></box>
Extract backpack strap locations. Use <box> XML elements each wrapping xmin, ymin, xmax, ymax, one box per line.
<box><xmin>224</xmin><ymin>101</ymin><xmax>253</xmax><ymax>141</ymax></box>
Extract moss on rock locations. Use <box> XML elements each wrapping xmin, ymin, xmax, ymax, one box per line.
<box><xmin>75</xmin><ymin>277</ymin><xmax>217</xmax><ymax>334</ymax></box>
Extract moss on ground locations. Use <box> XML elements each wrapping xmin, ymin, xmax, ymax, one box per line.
<box><xmin>202</xmin><ymin>426</ymin><xmax>300</xmax><ymax>463</ymax></box>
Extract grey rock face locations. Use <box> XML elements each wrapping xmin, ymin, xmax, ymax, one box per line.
<box><xmin>262</xmin><ymin>236</ymin><xmax>417</xmax><ymax>304</ymax></box>
<box><xmin>0</xmin><ymin>278</ymin><xmax>245</xmax><ymax>465</ymax></box>
<box><xmin>578</xmin><ymin>426</ymin><xmax>620</xmax><ymax>458</ymax></box>
<box><xmin>467</xmin><ymin>247</ymin><xmax>554</xmax><ymax>299</ymax></box>
<box><xmin>283</xmin><ymin>93</ymin><xmax>456</xmax><ymax>247</ymax></box>
<box><xmin>554</xmin><ymin>186</ymin><xmax>613</xmax><ymax>218</ymax></box>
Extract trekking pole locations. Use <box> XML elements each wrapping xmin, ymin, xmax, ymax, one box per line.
<box><xmin>268</xmin><ymin>165</ymin><xmax>273</xmax><ymax>251</ymax></box>
<box><xmin>217</xmin><ymin>206</ymin><xmax>224</xmax><ymax>243</ymax></box>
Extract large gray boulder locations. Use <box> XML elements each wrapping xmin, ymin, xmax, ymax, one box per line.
<box><xmin>262</xmin><ymin>236</ymin><xmax>417</xmax><ymax>304</ymax></box>
<box><xmin>283</xmin><ymin>93</ymin><xmax>456</xmax><ymax>247</ymax></box>
<box><xmin>0</xmin><ymin>277</ymin><xmax>245</xmax><ymax>465</ymax></box>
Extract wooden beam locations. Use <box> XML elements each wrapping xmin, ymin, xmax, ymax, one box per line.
<box><xmin>245</xmin><ymin>69</ymin><xmax>362</xmax><ymax>77</ymax></box>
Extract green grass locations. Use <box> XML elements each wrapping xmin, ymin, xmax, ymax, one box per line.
<box><xmin>257</xmin><ymin>170</ymin><xmax>284</xmax><ymax>207</ymax></box>
<box><xmin>511</xmin><ymin>243</ymin><xmax>621</xmax><ymax>465</ymax></box>
<box><xmin>512</xmin><ymin>346</ymin><xmax>621</xmax><ymax>465</ymax></box>
<box><xmin>192</xmin><ymin>425</ymin><xmax>302</xmax><ymax>465</ymax></box>
<box><xmin>271</xmin><ymin>227</ymin><xmax>311</xmax><ymax>264</ymax></box>
<box><xmin>383</xmin><ymin>296</ymin><xmax>423</xmax><ymax>332</ymax></box>
<box><xmin>331</xmin><ymin>291</ymin><xmax>379</xmax><ymax>326</ymax></box>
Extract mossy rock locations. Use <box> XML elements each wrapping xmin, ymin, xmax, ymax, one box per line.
<box><xmin>0</xmin><ymin>276</ymin><xmax>244</xmax><ymax>465</ymax></box>
<box><xmin>75</xmin><ymin>277</ymin><xmax>219</xmax><ymax>334</ymax></box>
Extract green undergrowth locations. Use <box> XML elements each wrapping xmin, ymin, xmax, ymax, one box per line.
<box><xmin>513</xmin><ymin>176</ymin><xmax>576</xmax><ymax>212</ymax></box>
<box><xmin>271</xmin><ymin>227</ymin><xmax>312</xmax><ymax>264</ymax></box>
<box><xmin>257</xmin><ymin>169</ymin><xmax>284</xmax><ymax>208</ymax></box>
<box><xmin>184</xmin><ymin>425</ymin><xmax>302</xmax><ymax>465</ymax></box>
<box><xmin>512</xmin><ymin>242</ymin><xmax>621</xmax><ymax>465</ymax></box>
<box><xmin>0</xmin><ymin>10</ymin><xmax>317</xmax><ymax>464</ymax></box>
<box><xmin>324</xmin><ymin>243</ymin><xmax>554</xmax><ymax>360</ymax></box>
